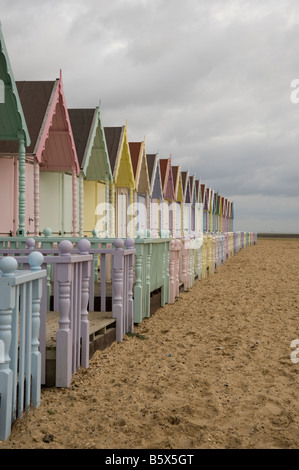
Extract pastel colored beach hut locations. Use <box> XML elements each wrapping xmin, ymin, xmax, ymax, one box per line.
<box><xmin>104</xmin><ymin>124</ymin><xmax>135</xmax><ymax>238</ymax></box>
<box><xmin>129</xmin><ymin>140</ymin><xmax>150</xmax><ymax>234</ymax></box>
<box><xmin>0</xmin><ymin>23</ymin><xmax>31</xmax><ymax>236</ymax></box>
<box><xmin>209</xmin><ymin>189</ymin><xmax>215</xmax><ymax>233</ymax></box>
<box><xmin>222</xmin><ymin>197</ymin><xmax>228</xmax><ymax>231</ymax></box>
<box><xmin>181</xmin><ymin>170</ymin><xmax>191</xmax><ymax>236</ymax></box>
<box><xmin>195</xmin><ymin>179</ymin><xmax>203</xmax><ymax>234</ymax></box>
<box><xmin>201</xmin><ymin>184</ymin><xmax>208</xmax><ymax>233</ymax></box>
<box><xmin>68</xmin><ymin>106</ymin><xmax>113</xmax><ymax>237</ymax></box>
<box><xmin>230</xmin><ymin>201</ymin><xmax>234</xmax><ymax>231</ymax></box>
<box><xmin>0</xmin><ymin>74</ymin><xmax>80</xmax><ymax>237</ymax></box>
<box><xmin>146</xmin><ymin>153</ymin><xmax>163</xmax><ymax>237</ymax></box>
<box><xmin>171</xmin><ymin>165</ymin><xmax>184</xmax><ymax>238</ymax></box>
<box><xmin>212</xmin><ymin>191</ymin><xmax>218</xmax><ymax>232</ymax></box>
<box><xmin>220</xmin><ymin>196</ymin><xmax>225</xmax><ymax>232</ymax></box>
<box><xmin>189</xmin><ymin>174</ymin><xmax>196</xmax><ymax>235</ymax></box>
<box><xmin>217</xmin><ymin>194</ymin><xmax>222</xmax><ymax>232</ymax></box>
<box><xmin>159</xmin><ymin>158</ymin><xmax>175</xmax><ymax>235</ymax></box>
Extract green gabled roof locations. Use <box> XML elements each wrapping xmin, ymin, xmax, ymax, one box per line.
<box><xmin>0</xmin><ymin>23</ymin><xmax>30</xmax><ymax>145</ymax></box>
<box><xmin>69</xmin><ymin>104</ymin><xmax>112</xmax><ymax>182</ymax></box>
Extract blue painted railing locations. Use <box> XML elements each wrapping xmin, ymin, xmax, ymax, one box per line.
<box><xmin>0</xmin><ymin>253</ymin><xmax>46</xmax><ymax>441</ymax></box>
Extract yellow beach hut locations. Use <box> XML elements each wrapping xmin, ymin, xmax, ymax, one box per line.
<box><xmin>104</xmin><ymin>124</ymin><xmax>135</xmax><ymax>238</ymax></box>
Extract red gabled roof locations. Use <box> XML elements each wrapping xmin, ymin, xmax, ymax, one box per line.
<box><xmin>159</xmin><ymin>158</ymin><xmax>175</xmax><ymax>200</ymax></box>
<box><xmin>0</xmin><ymin>73</ymin><xmax>80</xmax><ymax>173</ymax></box>
<box><xmin>129</xmin><ymin>142</ymin><xmax>142</xmax><ymax>178</ymax></box>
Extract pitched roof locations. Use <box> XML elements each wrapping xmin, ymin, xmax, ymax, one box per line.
<box><xmin>0</xmin><ymin>77</ymin><xmax>80</xmax><ymax>173</ymax></box>
<box><xmin>181</xmin><ymin>171</ymin><xmax>191</xmax><ymax>203</ymax></box>
<box><xmin>146</xmin><ymin>154</ymin><xmax>156</xmax><ymax>183</ymax></box>
<box><xmin>172</xmin><ymin>165</ymin><xmax>179</xmax><ymax>192</ymax></box>
<box><xmin>195</xmin><ymin>180</ymin><xmax>200</xmax><ymax>203</ymax></box>
<box><xmin>0</xmin><ymin>23</ymin><xmax>30</xmax><ymax>146</ymax></box>
<box><xmin>159</xmin><ymin>159</ymin><xmax>168</xmax><ymax>189</ymax></box>
<box><xmin>68</xmin><ymin>108</ymin><xmax>95</xmax><ymax>168</ymax></box>
<box><xmin>129</xmin><ymin>142</ymin><xmax>142</xmax><ymax>178</ymax></box>
<box><xmin>159</xmin><ymin>158</ymin><xmax>174</xmax><ymax>200</ymax></box>
<box><xmin>104</xmin><ymin>126</ymin><xmax>124</xmax><ymax>175</ymax></box>
<box><xmin>146</xmin><ymin>153</ymin><xmax>163</xmax><ymax>199</ymax></box>
<box><xmin>189</xmin><ymin>175</ymin><xmax>195</xmax><ymax>205</ymax></box>
<box><xmin>69</xmin><ymin>107</ymin><xmax>112</xmax><ymax>181</ymax></box>
<box><xmin>4</xmin><ymin>80</ymin><xmax>58</xmax><ymax>155</ymax></box>
<box><xmin>200</xmin><ymin>183</ymin><xmax>206</xmax><ymax>205</ymax></box>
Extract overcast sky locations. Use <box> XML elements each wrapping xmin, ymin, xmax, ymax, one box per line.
<box><xmin>1</xmin><ymin>0</ymin><xmax>299</xmax><ymax>233</ymax></box>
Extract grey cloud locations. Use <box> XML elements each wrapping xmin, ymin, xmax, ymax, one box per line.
<box><xmin>1</xmin><ymin>0</ymin><xmax>299</xmax><ymax>232</ymax></box>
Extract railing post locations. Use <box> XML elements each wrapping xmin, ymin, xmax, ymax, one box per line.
<box><xmin>55</xmin><ymin>240</ymin><xmax>73</xmax><ymax>388</ymax></box>
<box><xmin>175</xmin><ymin>239</ymin><xmax>181</xmax><ymax>297</ymax></box>
<box><xmin>181</xmin><ymin>238</ymin><xmax>188</xmax><ymax>290</ymax></box>
<box><xmin>169</xmin><ymin>240</ymin><xmax>175</xmax><ymax>304</ymax></box>
<box><xmin>0</xmin><ymin>257</ymin><xmax>18</xmax><ymax>441</ymax></box>
<box><xmin>202</xmin><ymin>235</ymin><xmax>207</xmax><ymax>279</ymax></box>
<box><xmin>195</xmin><ymin>236</ymin><xmax>203</xmax><ymax>279</ymax></box>
<box><xmin>134</xmin><ymin>242</ymin><xmax>143</xmax><ymax>323</ymax></box>
<box><xmin>112</xmin><ymin>239</ymin><xmax>124</xmax><ymax>342</ymax></box>
<box><xmin>145</xmin><ymin>242</ymin><xmax>152</xmax><ymax>317</ymax></box>
<box><xmin>77</xmin><ymin>239</ymin><xmax>91</xmax><ymax>369</ymax></box>
<box><xmin>28</xmin><ymin>251</ymin><xmax>44</xmax><ymax>408</ymax></box>
<box><xmin>165</xmin><ymin>240</ymin><xmax>170</xmax><ymax>304</ymax></box>
<box><xmin>160</xmin><ymin>241</ymin><xmax>166</xmax><ymax>306</ymax></box>
<box><xmin>125</xmin><ymin>238</ymin><xmax>134</xmax><ymax>334</ymax></box>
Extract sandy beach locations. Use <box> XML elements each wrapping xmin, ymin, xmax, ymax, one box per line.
<box><xmin>1</xmin><ymin>237</ymin><xmax>299</xmax><ymax>450</ymax></box>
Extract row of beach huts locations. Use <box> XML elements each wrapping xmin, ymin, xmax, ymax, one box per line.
<box><xmin>0</xmin><ymin>23</ymin><xmax>257</xmax><ymax>440</ymax></box>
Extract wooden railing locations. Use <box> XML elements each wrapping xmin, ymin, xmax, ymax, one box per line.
<box><xmin>0</xmin><ymin>238</ymin><xmax>135</xmax><ymax>388</ymax></box>
<box><xmin>133</xmin><ymin>237</ymin><xmax>170</xmax><ymax>323</ymax></box>
<box><xmin>0</xmin><ymin>253</ymin><xmax>46</xmax><ymax>441</ymax></box>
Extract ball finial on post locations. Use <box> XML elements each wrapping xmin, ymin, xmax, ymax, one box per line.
<box><xmin>26</xmin><ymin>238</ymin><xmax>36</xmax><ymax>251</ymax></box>
<box><xmin>77</xmin><ymin>239</ymin><xmax>91</xmax><ymax>255</ymax></box>
<box><xmin>28</xmin><ymin>251</ymin><xmax>44</xmax><ymax>271</ymax></box>
<box><xmin>42</xmin><ymin>227</ymin><xmax>52</xmax><ymax>238</ymax></box>
<box><xmin>114</xmin><ymin>239</ymin><xmax>124</xmax><ymax>250</ymax></box>
<box><xmin>0</xmin><ymin>257</ymin><xmax>18</xmax><ymax>277</ymax></box>
<box><xmin>58</xmin><ymin>240</ymin><xmax>73</xmax><ymax>256</ymax></box>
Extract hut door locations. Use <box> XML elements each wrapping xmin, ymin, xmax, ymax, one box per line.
<box><xmin>0</xmin><ymin>157</ymin><xmax>15</xmax><ymax>235</ymax></box>
<box><xmin>183</xmin><ymin>204</ymin><xmax>191</xmax><ymax>236</ymax></box>
<box><xmin>137</xmin><ymin>194</ymin><xmax>146</xmax><ymax>231</ymax></box>
<box><xmin>161</xmin><ymin>200</ymin><xmax>169</xmax><ymax>230</ymax></box>
<box><xmin>150</xmin><ymin>199</ymin><xmax>159</xmax><ymax>237</ymax></box>
<box><xmin>117</xmin><ymin>188</ymin><xmax>128</xmax><ymax>238</ymax></box>
<box><xmin>176</xmin><ymin>202</ymin><xmax>181</xmax><ymax>237</ymax></box>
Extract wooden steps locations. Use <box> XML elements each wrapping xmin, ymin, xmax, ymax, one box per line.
<box><xmin>88</xmin><ymin>311</ymin><xmax>116</xmax><ymax>357</ymax></box>
<box><xmin>44</xmin><ymin>310</ymin><xmax>116</xmax><ymax>387</ymax></box>
<box><xmin>45</xmin><ymin>310</ymin><xmax>116</xmax><ymax>351</ymax></box>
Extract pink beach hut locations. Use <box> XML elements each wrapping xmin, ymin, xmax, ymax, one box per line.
<box><xmin>0</xmin><ymin>72</ymin><xmax>80</xmax><ymax>237</ymax></box>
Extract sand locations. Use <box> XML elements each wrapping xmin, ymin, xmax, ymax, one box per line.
<box><xmin>1</xmin><ymin>237</ymin><xmax>299</xmax><ymax>450</ymax></box>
